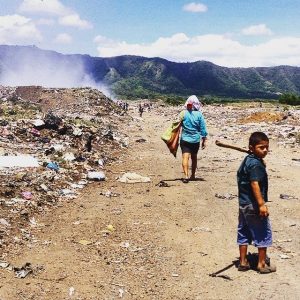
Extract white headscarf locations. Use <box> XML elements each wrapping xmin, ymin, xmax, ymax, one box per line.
<box><xmin>184</xmin><ymin>95</ymin><xmax>201</xmax><ymax>111</ymax></box>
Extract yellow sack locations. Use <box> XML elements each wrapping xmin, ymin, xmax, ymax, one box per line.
<box><xmin>161</xmin><ymin>120</ymin><xmax>182</xmax><ymax>157</ymax></box>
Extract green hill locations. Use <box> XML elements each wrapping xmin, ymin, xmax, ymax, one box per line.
<box><xmin>1</xmin><ymin>45</ymin><xmax>300</xmax><ymax>99</ymax></box>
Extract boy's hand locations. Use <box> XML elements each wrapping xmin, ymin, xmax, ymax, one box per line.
<box><xmin>259</xmin><ymin>204</ymin><xmax>269</xmax><ymax>218</ymax></box>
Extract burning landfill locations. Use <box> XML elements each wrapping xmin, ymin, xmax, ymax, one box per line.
<box><xmin>0</xmin><ymin>85</ymin><xmax>299</xmax><ymax>280</ymax></box>
<box><xmin>0</xmin><ymin>85</ymin><xmax>131</xmax><ymax>252</ymax></box>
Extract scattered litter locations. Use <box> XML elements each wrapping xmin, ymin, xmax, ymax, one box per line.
<box><xmin>78</xmin><ymin>240</ymin><xmax>93</xmax><ymax>246</ymax></box>
<box><xmin>279</xmin><ymin>194</ymin><xmax>298</xmax><ymax>200</ymax></box>
<box><xmin>276</xmin><ymin>239</ymin><xmax>292</xmax><ymax>243</ymax></box>
<box><xmin>118</xmin><ymin>172</ymin><xmax>151</xmax><ymax>183</ymax></box>
<box><xmin>100</xmin><ymin>190</ymin><xmax>120</xmax><ymax>197</ymax></box>
<box><xmin>188</xmin><ymin>227</ymin><xmax>212</xmax><ymax>233</ymax></box>
<box><xmin>0</xmin><ymin>261</ymin><xmax>12</xmax><ymax>270</ymax></box>
<box><xmin>107</xmin><ymin>224</ymin><xmax>115</xmax><ymax>232</ymax></box>
<box><xmin>21</xmin><ymin>191</ymin><xmax>33</xmax><ymax>200</ymax></box>
<box><xmin>156</xmin><ymin>180</ymin><xmax>171</xmax><ymax>187</ymax></box>
<box><xmin>31</xmin><ymin>119</ymin><xmax>45</xmax><ymax>127</ymax></box>
<box><xmin>135</xmin><ymin>138</ymin><xmax>147</xmax><ymax>143</ymax></box>
<box><xmin>118</xmin><ymin>288</ymin><xmax>125</xmax><ymax>298</ymax></box>
<box><xmin>46</xmin><ymin>162</ymin><xmax>59</xmax><ymax>172</ymax></box>
<box><xmin>63</xmin><ymin>152</ymin><xmax>76</xmax><ymax>161</ymax></box>
<box><xmin>215</xmin><ymin>193</ymin><xmax>236</xmax><ymax>200</ymax></box>
<box><xmin>14</xmin><ymin>262</ymin><xmax>33</xmax><ymax>278</ymax></box>
<box><xmin>87</xmin><ymin>171</ymin><xmax>105</xmax><ymax>181</ymax></box>
<box><xmin>120</xmin><ymin>241</ymin><xmax>130</xmax><ymax>248</ymax></box>
<box><xmin>279</xmin><ymin>254</ymin><xmax>291</xmax><ymax>259</ymax></box>
<box><xmin>0</xmin><ymin>218</ymin><xmax>10</xmax><ymax>227</ymax></box>
<box><xmin>171</xmin><ymin>273</ymin><xmax>179</xmax><ymax>277</ymax></box>
<box><xmin>59</xmin><ymin>189</ymin><xmax>76</xmax><ymax>197</ymax></box>
<box><xmin>98</xmin><ymin>159</ymin><xmax>105</xmax><ymax>167</ymax></box>
<box><xmin>69</xmin><ymin>287</ymin><xmax>75</xmax><ymax>297</ymax></box>
<box><xmin>0</xmin><ymin>155</ymin><xmax>39</xmax><ymax>168</ymax></box>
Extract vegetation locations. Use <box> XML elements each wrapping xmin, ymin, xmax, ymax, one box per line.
<box><xmin>279</xmin><ymin>93</ymin><xmax>300</xmax><ymax>105</ymax></box>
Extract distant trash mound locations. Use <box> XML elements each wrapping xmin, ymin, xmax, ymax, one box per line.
<box><xmin>239</xmin><ymin>112</ymin><xmax>284</xmax><ymax>123</ymax></box>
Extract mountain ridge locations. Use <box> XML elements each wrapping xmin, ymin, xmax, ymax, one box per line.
<box><xmin>1</xmin><ymin>45</ymin><xmax>300</xmax><ymax>99</ymax></box>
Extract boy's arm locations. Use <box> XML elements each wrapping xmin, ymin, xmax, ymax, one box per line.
<box><xmin>250</xmin><ymin>181</ymin><xmax>269</xmax><ymax>217</ymax></box>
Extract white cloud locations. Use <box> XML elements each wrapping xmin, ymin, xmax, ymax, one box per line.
<box><xmin>0</xmin><ymin>14</ymin><xmax>42</xmax><ymax>44</ymax></box>
<box><xmin>59</xmin><ymin>14</ymin><xmax>92</xmax><ymax>29</ymax></box>
<box><xmin>36</xmin><ymin>18</ymin><xmax>56</xmax><ymax>25</ymax></box>
<box><xmin>183</xmin><ymin>2</ymin><xmax>208</xmax><ymax>13</ymax></box>
<box><xmin>54</xmin><ymin>33</ymin><xmax>72</xmax><ymax>44</ymax></box>
<box><xmin>94</xmin><ymin>33</ymin><xmax>300</xmax><ymax>67</ymax></box>
<box><xmin>19</xmin><ymin>0</ymin><xmax>69</xmax><ymax>16</ymax></box>
<box><xmin>94</xmin><ymin>35</ymin><xmax>116</xmax><ymax>46</ymax></box>
<box><xmin>19</xmin><ymin>0</ymin><xmax>92</xmax><ymax>29</ymax></box>
<box><xmin>242</xmin><ymin>24</ymin><xmax>273</xmax><ymax>36</ymax></box>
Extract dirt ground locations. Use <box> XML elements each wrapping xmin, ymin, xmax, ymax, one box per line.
<box><xmin>0</xmin><ymin>104</ymin><xmax>299</xmax><ymax>300</ymax></box>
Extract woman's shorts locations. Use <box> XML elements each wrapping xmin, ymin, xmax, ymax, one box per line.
<box><xmin>237</xmin><ymin>203</ymin><xmax>272</xmax><ymax>248</ymax></box>
<box><xmin>180</xmin><ymin>140</ymin><xmax>200</xmax><ymax>154</ymax></box>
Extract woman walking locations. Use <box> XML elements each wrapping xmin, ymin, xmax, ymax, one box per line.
<box><xmin>180</xmin><ymin>95</ymin><xmax>207</xmax><ymax>183</ymax></box>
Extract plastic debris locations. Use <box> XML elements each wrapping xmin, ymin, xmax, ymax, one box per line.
<box><xmin>14</xmin><ymin>262</ymin><xmax>33</xmax><ymax>278</ymax></box>
<box><xmin>0</xmin><ymin>218</ymin><xmax>10</xmax><ymax>227</ymax></box>
<box><xmin>188</xmin><ymin>227</ymin><xmax>212</xmax><ymax>233</ymax></box>
<box><xmin>279</xmin><ymin>254</ymin><xmax>291</xmax><ymax>259</ymax></box>
<box><xmin>100</xmin><ymin>190</ymin><xmax>120</xmax><ymax>198</ymax></box>
<box><xmin>118</xmin><ymin>172</ymin><xmax>151</xmax><ymax>183</ymax></box>
<box><xmin>0</xmin><ymin>155</ymin><xmax>39</xmax><ymax>168</ymax></box>
<box><xmin>21</xmin><ymin>191</ymin><xmax>33</xmax><ymax>200</ymax></box>
<box><xmin>87</xmin><ymin>171</ymin><xmax>105</xmax><ymax>181</ymax></box>
<box><xmin>46</xmin><ymin>162</ymin><xmax>59</xmax><ymax>172</ymax></box>
<box><xmin>63</xmin><ymin>152</ymin><xmax>76</xmax><ymax>161</ymax></box>
<box><xmin>107</xmin><ymin>224</ymin><xmax>115</xmax><ymax>232</ymax></box>
<box><xmin>279</xmin><ymin>194</ymin><xmax>298</xmax><ymax>200</ymax></box>
<box><xmin>69</xmin><ymin>287</ymin><xmax>75</xmax><ymax>296</ymax></box>
<box><xmin>215</xmin><ymin>193</ymin><xmax>236</xmax><ymax>200</ymax></box>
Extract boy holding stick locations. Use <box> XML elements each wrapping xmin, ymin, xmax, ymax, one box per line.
<box><xmin>237</xmin><ymin>132</ymin><xmax>276</xmax><ymax>274</ymax></box>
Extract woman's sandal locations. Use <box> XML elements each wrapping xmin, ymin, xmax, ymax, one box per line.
<box><xmin>257</xmin><ymin>265</ymin><xmax>276</xmax><ymax>274</ymax></box>
<box><xmin>182</xmin><ymin>178</ymin><xmax>189</xmax><ymax>183</ymax></box>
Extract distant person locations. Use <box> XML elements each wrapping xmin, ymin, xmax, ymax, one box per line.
<box><xmin>236</xmin><ymin>132</ymin><xmax>276</xmax><ymax>274</ymax></box>
<box><xmin>180</xmin><ymin>95</ymin><xmax>207</xmax><ymax>183</ymax></box>
<box><xmin>85</xmin><ymin>133</ymin><xmax>94</xmax><ymax>152</ymax></box>
<box><xmin>139</xmin><ymin>103</ymin><xmax>144</xmax><ymax>117</ymax></box>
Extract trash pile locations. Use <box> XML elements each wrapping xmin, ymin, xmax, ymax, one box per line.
<box><xmin>204</xmin><ymin>104</ymin><xmax>300</xmax><ymax>148</ymax></box>
<box><xmin>0</xmin><ymin>85</ymin><xmax>130</xmax><ymax>251</ymax></box>
<box><xmin>162</xmin><ymin>102</ymin><xmax>300</xmax><ymax>149</ymax></box>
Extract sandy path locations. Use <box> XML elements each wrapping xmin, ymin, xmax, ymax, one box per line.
<box><xmin>0</xmin><ymin>106</ymin><xmax>299</xmax><ymax>299</ymax></box>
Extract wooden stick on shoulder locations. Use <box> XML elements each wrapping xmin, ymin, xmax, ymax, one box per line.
<box><xmin>215</xmin><ymin>140</ymin><xmax>250</xmax><ymax>154</ymax></box>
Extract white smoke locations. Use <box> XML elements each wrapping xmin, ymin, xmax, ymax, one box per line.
<box><xmin>0</xmin><ymin>47</ymin><xmax>112</xmax><ymax>98</ymax></box>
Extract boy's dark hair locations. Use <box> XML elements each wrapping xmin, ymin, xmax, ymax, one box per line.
<box><xmin>249</xmin><ymin>132</ymin><xmax>269</xmax><ymax>147</ymax></box>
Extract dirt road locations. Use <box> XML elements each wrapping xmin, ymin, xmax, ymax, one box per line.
<box><xmin>0</xmin><ymin>105</ymin><xmax>299</xmax><ymax>299</ymax></box>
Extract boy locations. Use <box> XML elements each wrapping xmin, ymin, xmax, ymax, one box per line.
<box><xmin>237</xmin><ymin>132</ymin><xmax>276</xmax><ymax>274</ymax></box>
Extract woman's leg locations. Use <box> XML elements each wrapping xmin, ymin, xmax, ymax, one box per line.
<box><xmin>182</xmin><ymin>152</ymin><xmax>190</xmax><ymax>179</ymax></box>
<box><xmin>190</xmin><ymin>153</ymin><xmax>197</xmax><ymax>179</ymax></box>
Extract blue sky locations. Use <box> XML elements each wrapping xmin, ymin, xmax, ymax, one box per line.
<box><xmin>0</xmin><ymin>0</ymin><xmax>300</xmax><ymax>67</ymax></box>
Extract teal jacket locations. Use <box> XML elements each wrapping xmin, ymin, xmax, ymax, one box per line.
<box><xmin>180</xmin><ymin>110</ymin><xmax>207</xmax><ymax>143</ymax></box>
